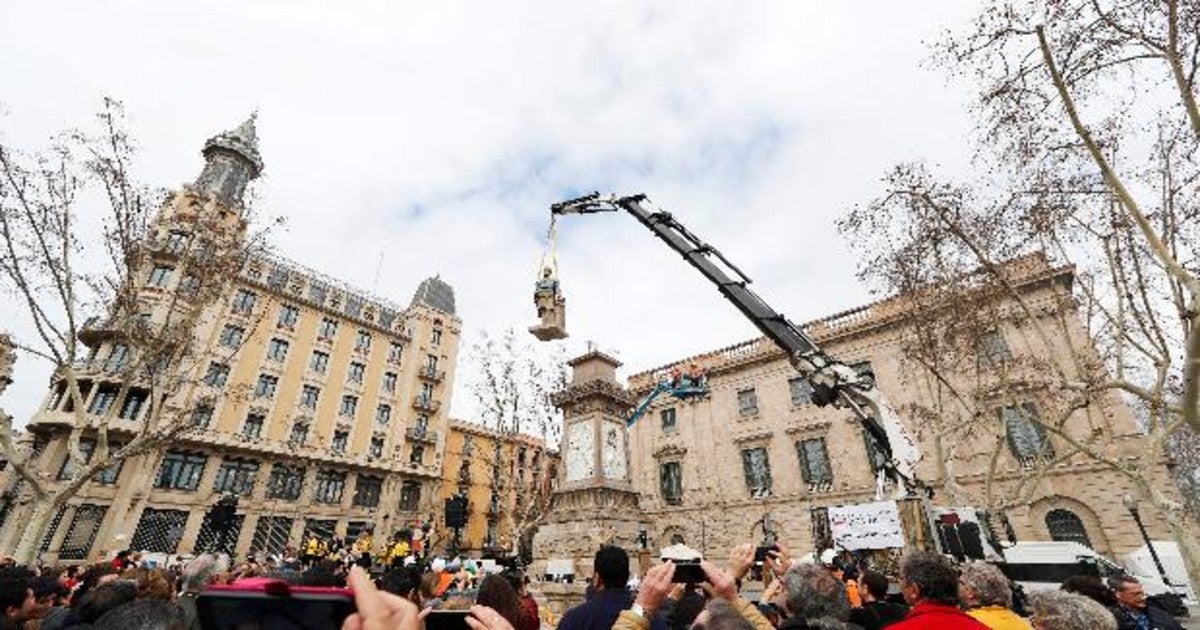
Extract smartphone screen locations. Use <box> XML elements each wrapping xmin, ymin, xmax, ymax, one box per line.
<box><xmin>671</xmin><ymin>563</ymin><xmax>706</xmax><ymax>584</ymax></box>
<box><xmin>424</xmin><ymin>610</ymin><xmax>472</xmax><ymax>630</ymax></box>
<box><xmin>197</xmin><ymin>591</ymin><xmax>355</xmax><ymax>630</ymax></box>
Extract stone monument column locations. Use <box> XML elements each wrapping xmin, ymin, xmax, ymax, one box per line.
<box><xmin>532</xmin><ymin>349</ymin><xmax>645</xmax><ymax>614</ymax></box>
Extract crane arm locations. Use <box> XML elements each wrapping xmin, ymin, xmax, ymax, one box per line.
<box><xmin>552</xmin><ymin>193</ymin><xmax>923</xmax><ymax>494</ymax></box>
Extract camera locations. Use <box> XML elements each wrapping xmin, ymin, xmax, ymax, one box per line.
<box><xmin>671</xmin><ymin>560</ymin><xmax>706</xmax><ymax>584</ymax></box>
<box><xmin>754</xmin><ymin>544</ymin><xmax>779</xmax><ymax>563</ymax></box>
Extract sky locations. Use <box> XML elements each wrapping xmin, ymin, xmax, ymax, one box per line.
<box><xmin>0</xmin><ymin>1</ymin><xmax>983</xmax><ymax>425</ymax></box>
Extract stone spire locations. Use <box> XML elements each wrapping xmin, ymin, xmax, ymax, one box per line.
<box><xmin>194</xmin><ymin>112</ymin><xmax>264</xmax><ymax>208</ymax></box>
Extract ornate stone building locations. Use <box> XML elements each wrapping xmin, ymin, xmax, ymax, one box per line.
<box><xmin>0</xmin><ymin>117</ymin><xmax>462</xmax><ymax>561</ymax></box>
<box><xmin>619</xmin><ymin>255</ymin><xmax>1179</xmax><ymax>561</ymax></box>
<box><xmin>438</xmin><ymin>420</ymin><xmax>558</xmax><ymax>556</ymax></box>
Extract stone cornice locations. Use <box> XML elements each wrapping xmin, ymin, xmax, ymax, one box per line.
<box><xmin>550</xmin><ymin>379</ymin><xmax>639</xmax><ymax>408</ymax></box>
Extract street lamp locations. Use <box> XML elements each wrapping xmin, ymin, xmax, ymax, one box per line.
<box><xmin>1121</xmin><ymin>493</ymin><xmax>1171</xmax><ymax>586</ymax></box>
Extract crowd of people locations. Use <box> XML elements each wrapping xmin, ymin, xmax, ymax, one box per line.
<box><xmin>0</xmin><ymin>542</ymin><xmax>541</xmax><ymax>630</ymax></box>
<box><xmin>0</xmin><ymin>540</ymin><xmax>1189</xmax><ymax>630</ymax></box>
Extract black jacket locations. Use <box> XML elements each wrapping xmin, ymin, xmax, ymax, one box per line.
<box><xmin>848</xmin><ymin>601</ymin><xmax>909</xmax><ymax>630</ymax></box>
<box><xmin>1111</xmin><ymin>604</ymin><xmax>1184</xmax><ymax>630</ymax></box>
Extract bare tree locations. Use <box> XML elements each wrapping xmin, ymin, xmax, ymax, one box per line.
<box><xmin>840</xmin><ymin>0</ymin><xmax>1200</xmax><ymax>588</ymax></box>
<box><xmin>0</xmin><ymin>99</ymin><xmax>266</xmax><ymax>563</ymax></box>
<box><xmin>465</xmin><ymin>327</ymin><xmax>565</xmax><ymax>561</ymax></box>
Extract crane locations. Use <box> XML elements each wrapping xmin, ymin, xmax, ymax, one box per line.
<box><xmin>540</xmin><ymin>192</ymin><xmax>926</xmax><ymax>496</ymax></box>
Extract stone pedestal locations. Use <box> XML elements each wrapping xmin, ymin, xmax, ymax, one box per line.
<box><xmin>532</xmin><ymin>350</ymin><xmax>647</xmax><ymax>588</ymax></box>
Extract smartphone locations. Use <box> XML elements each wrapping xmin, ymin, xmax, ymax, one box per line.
<box><xmin>754</xmin><ymin>545</ymin><xmax>779</xmax><ymax>563</ymax></box>
<box><xmin>671</xmin><ymin>562</ymin><xmax>706</xmax><ymax>584</ymax></box>
<box><xmin>197</xmin><ymin>580</ymin><xmax>355</xmax><ymax>630</ymax></box>
<box><xmin>424</xmin><ymin>610</ymin><xmax>472</xmax><ymax>630</ymax></box>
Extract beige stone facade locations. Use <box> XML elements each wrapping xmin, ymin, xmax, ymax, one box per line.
<box><xmin>0</xmin><ymin>117</ymin><xmax>461</xmax><ymax>562</ymax></box>
<box><xmin>622</xmin><ymin>256</ymin><xmax>1180</xmax><ymax>561</ymax></box>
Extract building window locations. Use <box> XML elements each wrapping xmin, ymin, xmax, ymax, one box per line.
<box><xmin>660</xmin><ymin>408</ymin><xmax>677</xmax><ymax>432</ymax></box>
<box><xmin>118</xmin><ymin>390</ymin><xmax>148</xmax><ymax>420</ymax></box>
<box><xmin>796</xmin><ymin>438</ymin><xmax>833</xmax><ymax>487</ymax></box>
<box><xmin>414</xmin><ymin>414</ymin><xmax>429</xmax><ymax>435</ymax></box>
<box><xmin>314</xmin><ymin>470</ymin><xmax>346</xmax><ymax>504</ymax></box>
<box><xmin>353</xmin><ymin>476</ymin><xmax>382</xmax><ymax>507</ymax></box>
<box><xmin>204</xmin><ymin>362</ymin><xmax>230</xmax><ymax>387</ymax></box>
<box><xmin>375</xmin><ymin>404</ymin><xmax>392</xmax><ymax>425</ymax></box>
<box><xmin>88</xmin><ymin>386</ymin><xmax>119</xmax><ymax>416</ymax></box>
<box><xmin>355</xmin><ymin>330</ymin><xmax>372</xmax><ymax>353</ymax></box>
<box><xmin>1002</xmin><ymin>403</ymin><xmax>1054</xmax><ymax>466</ymax></box>
<box><xmin>789</xmin><ymin>377</ymin><xmax>813</xmax><ymax>406</ymax></box>
<box><xmin>425</xmin><ymin>355</ymin><xmax>438</xmax><ymax>371</ymax></box>
<box><xmin>243</xmin><ymin>413</ymin><xmax>264</xmax><ymax>439</ymax></box>
<box><xmin>332</xmin><ymin>431</ymin><xmax>349</xmax><ymax>454</ymax></box>
<box><xmin>130</xmin><ymin>508</ymin><xmax>188</xmax><ymax>554</ymax></box>
<box><xmin>277</xmin><ymin>304</ymin><xmax>300</xmax><ymax>329</ymax></box>
<box><xmin>213</xmin><ymin>458</ymin><xmax>260</xmax><ymax>496</ymax></box>
<box><xmin>432</xmin><ymin>328</ymin><xmax>443</xmax><ymax>345</ymax></box>
<box><xmin>310</xmin><ymin>350</ymin><xmax>330</xmax><ymax>374</ymax></box>
<box><xmin>232</xmin><ymin>289</ymin><xmax>257</xmax><ymax>315</ymax></box>
<box><xmin>315</xmin><ymin>318</ymin><xmax>336</xmax><ymax>341</ymax></box>
<box><xmin>147</xmin><ymin>265</ymin><xmax>173</xmax><ymax>288</ymax></box>
<box><xmin>419</xmin><ymin>383</ymin><xmax>434</xmax><ymax>405</ymax></box>
<box><xmin>58</xmin><ymin>504</ymin><xmax>107</xmax><ymax>561</ymax></box>
<box><xmin>345</xmin><ymin>296</ymin><xmax>364</xmax><ymax>318</ymax></box>
<box><xmin>399</xmin><ymin>481</ymin><xmax>421</xmax><ymax>511</ymax></box>
<box><xmin>191</xmin><ymin>403</ymin><xmax>214</xmax><ymax>428</ymax></box>
<box><xmin>383</xmin><ymin>372</ymin><xmax>397</xmax><ymax>393</ymax></box>
<box><xmin>180</xmin><ymin>275</ymin><xmax>201</xmax><ymax>295</ymax></box>
<box><xmin>388</xmin><ymin>342</ymin><xmax>403</xmax><ymax>364</ymax></box>
<box><xmin>219</xmin><ymin>325</ymin><xmax>245</xmax><ymax>348</ymax></box>
<box><xmin>299</xmin><ymin>385</ymin><xmax>320</xmax><ymax>409</ymax></box>
<box><xmin>155</xmin><ymin>451</ymin><xmax>207</xmax><ymax>491</ymax></box>
<box><xmin>266</xmin><ymin>464</ymin><xmax>304</xmax><ymax>501</ymax></box>
<box><xmin>659</xmin><ymin>461</ymin><xmax>683</xmax><ymax>505</ymax></box>
<box><xmin>368</xmin><ymin>437</ymin><xmax>384</xmax><ymax>459</ymax></box>
<box><xmin>267</xmin><ymin>338</ymin><xmax>289</xmax><ymax>362</ymax></box>
<box><xmin>410</xmin><ymin>444</ymin><xmax>425</xmax><ymax>465</ymax></box>
<box><xmin>57</xmin><ymin>439</ymin><xmax>122</xmax><ymax>484</ymax></box>
<box><xmin>289</xmin><ymin>422</ymin><xmax>308</xmax><ymax>446</ymax></box>
<box><xmin>165</xmin><ymin>230</ymin><xmax>189</xmax><ymax>254</ymax></box>
<box><xmin>340</xmin><ymin>395</ymin><xmax>358</xmax><ymax>418</ymax></box>
<box><xmin>741</xmin><ymin>447</ymin><xmax>773</xmax><ymax>497</ymax></box>
<box><xmin>348</xmin><ymin>362</ymin><xmax>366</xmax><ymax>384</ymax></box>
<box><xmin>254</xmin><ymin>374</ymin><xmax>279</xmax><ymax>399</ymax></box>
<box><xmin>267</xmin><ymin>267</ymin><xmax>288</xmax><ymax>289</ymax></box>
<box><xmin>1045</xmin><ymin>509</ymin><xmax>1092</xmax><ymax>548</ymax></box>
<box><xmin>104</xmin><ymin>344</ymin><xmax>129</xmax><ymax>372</ymax></box>
<box><xmin>737</xmin><ymin>389</ymin><xmax>759</xmax><ymax>416</ymax></box>
<box><xmin>979</xmin><ymin>330</ymin><xmax>1013</xmax><ymax>368</ymax></box>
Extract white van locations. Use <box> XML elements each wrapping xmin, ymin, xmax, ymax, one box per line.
<box><xmin>1000</xmin><ymin>541</ymin><xmax>1172</xmax><ymax>596</ymax></box>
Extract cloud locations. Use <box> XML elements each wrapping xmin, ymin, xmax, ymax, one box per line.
<box><xmin>0</xmin><ymin>1</ymin><xmax>983</xmax><ymax>425</ymax></box>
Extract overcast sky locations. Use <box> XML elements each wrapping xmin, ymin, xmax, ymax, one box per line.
<box><xmin>1</xmin><ymin>1</ymin><xmax>982</xmax><ymax>425</ymax></box>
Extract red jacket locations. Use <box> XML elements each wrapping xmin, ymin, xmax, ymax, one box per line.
<box><xmin>888</xmin><ymin>602</ymin><xmax>991</xmax><ymax>630</ymax></box>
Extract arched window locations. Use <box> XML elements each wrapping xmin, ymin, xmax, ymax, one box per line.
<box><xmin>1045</xmin><ymin>509</ymin><xmax>1092</xmax><ymax>548</ymax></box>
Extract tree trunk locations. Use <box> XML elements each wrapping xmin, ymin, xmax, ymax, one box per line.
<box><xmin>1164</xmin><ymin>508</ymin><xmax>1200</xmax><ymax>597</ymax></box>
<box><xmin>13</xmin><ymin>497</ymin><xmax>58</xmax><ymax>565</ymax></box>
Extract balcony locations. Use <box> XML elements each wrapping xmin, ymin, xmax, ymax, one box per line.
<box><xmin>405</xmin><ymin>427</ymin><xmax>438</xmax><ymax>444</ymax></box>
<box><xmin>411</xmin><ymin>397</ymin><xmax>441</xmax><ymax>413</ymax></box>
<box><xmin>77</xmin><ymin>317</ymin><xmax>124</xmax><ymax>347</ymax></box>
<box><xmin>418</xmin><ymin>366</ymin><xmax>445</xmax><ymax>382</ymax></box>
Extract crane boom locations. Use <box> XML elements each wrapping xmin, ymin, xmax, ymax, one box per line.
<box><xmin>551</xmin><ymin>192</ymin><xmax>925</xmax><ymax>495</ymax></box>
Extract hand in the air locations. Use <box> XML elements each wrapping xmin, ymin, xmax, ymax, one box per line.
<box><xmin>700</xmin><ymin>560</ymin><xmax>738</xmax><ymax>602</ymax></box>
<box><xmin>635</xmin><ymin>561</ymin><xmax>676</xmax><ymax>615</ymax></box>
<box><xmin>727</xmin><ymin>543</ymin><xmax>754</xmax><ymax>580</ymax></box>
<box><xmin>343</xmin><ymin>566</ymin><xmax>423</xmax><ymax>630</ymax></box>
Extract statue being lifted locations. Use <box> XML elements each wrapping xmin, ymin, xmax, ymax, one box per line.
<box><xmin>529</xmin><ymin>219</ymin><xmax>568</xmax><ymax>341</ymax></box>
